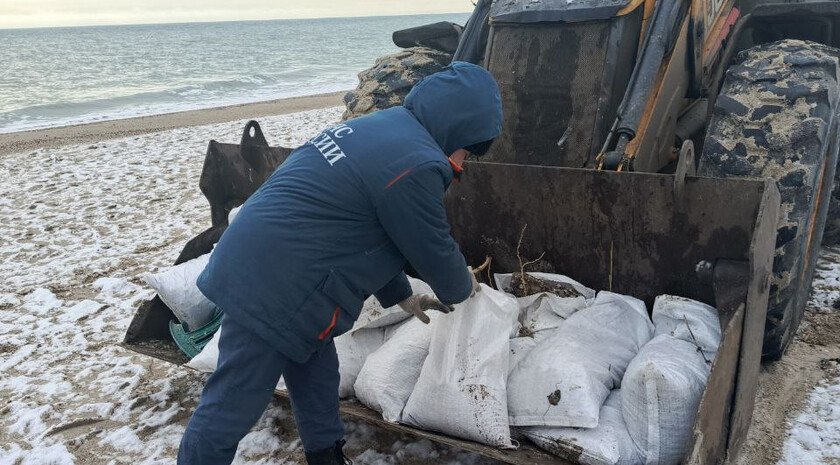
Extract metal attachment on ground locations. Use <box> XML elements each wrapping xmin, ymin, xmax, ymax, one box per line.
<box><xmin>674</xmin><ymin>140</ymin><xmax>696</xmax><ymax>206</ymax></box>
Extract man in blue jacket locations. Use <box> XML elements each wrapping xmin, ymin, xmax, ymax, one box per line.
<box><xmin>179</xmin><ymin>62</ymin><xmax>502</xmax><ymax>465</ymax></box>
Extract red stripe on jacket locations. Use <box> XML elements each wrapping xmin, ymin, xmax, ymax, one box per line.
<box><xmin>318</xmin><ymin>306</ymin><xmax>341</xmax><ymax>340</ymax></box>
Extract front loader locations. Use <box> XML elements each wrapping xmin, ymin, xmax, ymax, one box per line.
<box><xmin>124</xmin><ymin>1</ymin><xmax>840</xmax><ymax>463</ymax></box>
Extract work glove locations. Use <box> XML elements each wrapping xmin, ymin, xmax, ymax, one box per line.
<box><xmin>398</xmin><ymin>295</ymin><xmax>453</xmax><ymax>324</ymax></box>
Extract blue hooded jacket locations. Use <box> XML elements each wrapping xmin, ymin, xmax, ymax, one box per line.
<box><xmin>197</xmin><ymin>62</ymin><xmax>503</xmax><ymax>363</ymax></box>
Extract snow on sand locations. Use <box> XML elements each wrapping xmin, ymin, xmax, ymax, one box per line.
<box><xmin>3</xmin><ymin>104</ymin><xmax>840</xmax><ymax>465</ymax></box>
<box><xmin>0</xmin><ymin>107</ymin><xmax>492</xmax><ymax>464</ymax></box>
<box><xmin>774</xmin><ymin>247</ymin><xmax>840</xmax><ymax>465</ymax></box>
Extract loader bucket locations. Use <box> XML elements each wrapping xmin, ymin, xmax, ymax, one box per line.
<box><xmin>444</xmin><ymin>162</ymin><xmax>779</xmax><ymax>464</ymax></box>
<box><xmin>123</xmin><ymin>129</ymin><xmax>779</xmax><ymax>464</ymax></box>
<box><xmin>122</xmin><ymin>121</ymin><xmax>293</xmax><ymax>361</ymax></box>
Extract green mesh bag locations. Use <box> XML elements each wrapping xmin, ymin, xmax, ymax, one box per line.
<box><xmin>170</xmin><ymin>308</ymin><xmax>224</xmax><ymax>358</ymax></box>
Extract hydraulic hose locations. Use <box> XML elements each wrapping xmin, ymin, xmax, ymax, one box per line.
<box><xmin>604</xmin><ymin>0</ymin><xmax>688</xmax><ymax>151</ymax></box>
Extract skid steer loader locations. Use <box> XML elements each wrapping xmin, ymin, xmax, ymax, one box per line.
<box><xmin>123</xmin><ymin>1</ymin><xmax>840</xmax><ymax>463</ymax></box>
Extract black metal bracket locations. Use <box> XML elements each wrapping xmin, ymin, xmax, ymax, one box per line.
<box><xmin>674</xmin><ymin>140</ymin><xmax>696</xmax><ymax>206</ymax></box>
<box><xmin>697</xmin><ymin>258</ymin><xmax>750</xmax><ymax>319</ymax></box>
<box><xmin>240</xmin><ymin>120</ymin><xmax>269</xmax><ymax>148</ymax></box>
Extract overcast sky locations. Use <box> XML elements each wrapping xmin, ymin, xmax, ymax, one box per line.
<box><xmin>0</xmin><ymin>0</ymin><xmax>474</xmax><ymax>29</ymax></box>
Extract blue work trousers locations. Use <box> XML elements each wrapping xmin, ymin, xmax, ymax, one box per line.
<box><xmin>178</xmin><ymin>315</ymin><xmax>344</xmax><ymax>464</ymax></box>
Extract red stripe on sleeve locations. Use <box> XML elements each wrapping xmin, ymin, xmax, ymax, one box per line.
<box><xmin>385</xmin><ymin>169</ymin><xmax>412</xmax><ymax>188</ymax></box>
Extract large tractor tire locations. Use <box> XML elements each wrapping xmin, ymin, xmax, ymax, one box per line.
<box><xmin>699</xmin><ymin>39</ymin><xmax>840</xmax><ymax>360</ymax></box>
<box><xmin>824</xmin><ymin>167</ymin><xmax>840</xmax><ymax>245</ymax></box>
<box><xmin>342</xmin><ymin>47</ymin><xmax>452</xmax><ymax>121</ymax></box>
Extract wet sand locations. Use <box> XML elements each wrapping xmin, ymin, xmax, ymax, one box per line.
<box><xmin>0</xmin><ymin>91</ymin><xmax>346</xmax><ymax>156</ymax></box>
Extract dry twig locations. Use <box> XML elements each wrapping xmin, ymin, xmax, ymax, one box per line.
<box><xmin>472</xmin><ymin>256</ymin><xmax>492</xmax><ymax>274</ymax></box>
<box><xmin>471</xmin><ymin>256</ymin><xmax>494</xmax><ymax>288</ymax></box>
<box><xmin>514</xmin><ymin>224</ymin><xmax>548</xmax><ymax>296</ymax></box>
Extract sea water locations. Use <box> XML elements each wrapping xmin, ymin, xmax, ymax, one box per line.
<box><xmin>0</xmin><ymin>13</ymin><xmax>469</xmax><ymax>134</ymax></box>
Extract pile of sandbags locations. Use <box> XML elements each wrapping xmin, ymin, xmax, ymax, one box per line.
<box><xmin>507</xmin><ymin>291</ymin><xmax>655</xmax><ymax>428</ymax></box>
<box><xmin>506</xmin><ymin>288</ymin><xmax>721</xmax><ymax>465</ymax></box>
<box><xmin>620</xmin><ymin>296</ymin><xmax>721</xmax><ymax>464</ymax></box>
<box><xmin>175</xmin><ymin>263</ymin><xmax>722</xmax><ymax>465</ymax></box>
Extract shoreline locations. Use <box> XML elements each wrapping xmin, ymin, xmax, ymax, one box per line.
<box><xmin>0</xmin><ymin>91</ymin><xmax>347</xmax><ymax>156</ymax></box>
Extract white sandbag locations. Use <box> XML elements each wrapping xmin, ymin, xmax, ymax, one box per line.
<box><xmin>353</xmin><ymin>313</ymin><xmax>440</xmax><ymax>422</ymax></box>
<box><xmin>335</xmin><ymin>327</ymin><xmax>386</xmax><ymax>399</ymax></box>
<box><xmin>509</xmin><ymin>336</ymin><xmax>538</xmax><ymax>375</ymax></box>
<box><xmin>495</xmin><ymin>272</ymin><xmax>594</xmax><ymax>321</ymax></box>
<box><xmin>401</xmin><ymin>286</ymin><xmax>519</xmax><ymax>448</ymax></box>
<box><xmin>622</xmin><ymin>335</ymin><xmax>712</xmax><ymax>465</ymax></box>
<box><xmin>142</xmin><ymin>253</ymin><xmax>216</xmax><ymax>331</ymax></box>
<box><xmin>513</xmin><ymin>295</ymin><xmax>570</xmax><ymax>336</ymax></box>
<box><xmin>186</xmin><ymin>326</ymin><xmax>285</xmax><ymax>389</ymax></box>
<box><xmin>228</xmin><ymin>206</ymin><xmax>242</xmax><ymax>224</ymax></box>
<box><xmin>500</xmin><ymin>272</ymin><xmax>594</xmax><ymax>373</ymax></box>
<box><xmin>508</xmin><ymin>322</ymin><xmax>565</xmax><ymax>375</ymax></box>
<box><xmin>186</xmin><ymin>326</ymin><xmax>222</xmax><ymax>372</ymax></box>
<box><xmin>353</xmin><ymin>277</ymin><xmax>434</xmax><ymax>331</ymax></box>
<box><xmin>521</xmin><ymin>390</ymin><xmax>644</xmax><ymax>465</ymax></box>
<box><xmin>507</xmin><ymin>291</ymin><xmax>654</xmax><ymax>428</ymax></box>
<box><xmin>652</xmin><ymin>295</ymin><xmax>721</xmax><ymax>355</ymax></box>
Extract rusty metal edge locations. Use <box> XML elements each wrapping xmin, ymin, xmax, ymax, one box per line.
<box><xmin>686</xmin><ymin>304</ymin><xmax>745</xmax><ymax>465</ymax></box>
<box><xmin>726</xmin><ymin>180</ymin><xmax>780</xmax><ymax>459</ymax></box>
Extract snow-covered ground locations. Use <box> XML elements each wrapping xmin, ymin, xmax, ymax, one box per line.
<box><xmin>1</xmin><ymin>106</ymin><xmax>839</xmax><ymax>464</ymax></box>
<box><xmin>779</xmin><ymin>368</ymin><xmax>840</xmax><ymax>464</ymax></box>
<box><xmin>0</xmin><ymin>107</ymin><xmax>491</xmax><ymax>464</ymax></box>
<box><xmin>775</xmin><ymin>247</ymin><xmax>840</xmax><ymax>465</ymax></box>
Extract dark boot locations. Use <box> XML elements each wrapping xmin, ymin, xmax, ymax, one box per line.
<box><xmin>304</xmin><ymin>439</ymin><xmax>352</xmax><ymax>465</ymax></box>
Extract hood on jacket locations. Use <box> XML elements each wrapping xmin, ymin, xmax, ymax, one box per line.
<box><xmin>404</xmin><ymin>61</ymin><xmax>503</xmax><ymax>156</ymax></box>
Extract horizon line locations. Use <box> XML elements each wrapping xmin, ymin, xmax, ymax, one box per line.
<box><xmin>0</xmin><ymin>10</ymin><xmax>473</xmax><ymax>32</ymax></box>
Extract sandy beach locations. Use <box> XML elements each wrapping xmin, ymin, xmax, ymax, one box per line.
<box><xmin>0</xmin><ymin>91</ymin><xmax>346</xmax><ymax>156</ymax></box>
<box><xmin>0</xmin><ymin>99</ymin><xmax>838</xmax><ymax>464</ymax></box>
<box><xmin>0</xmin><ymin>103</ymin><xmax>499</xmax><ymax>465</ymax></box>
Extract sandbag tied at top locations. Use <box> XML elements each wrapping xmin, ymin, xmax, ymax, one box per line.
<box><xmin>621</xmin><ymin>296</ymin><xmax>722</xmax><ymax>465</ymax></box>
<box><xmin>402</xmin><ymin>285</ymin><xmax>520</xmax><ymax>448</ymax></box>
<box><xmin>520</xmin><ymin>390</ymin><xmax>644</xmax><ymax>465</ymax></box>
<box><xmin>507</xmin><ymin>291</ymin><xmax>654</xmax><ymax>428</ymax></box>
